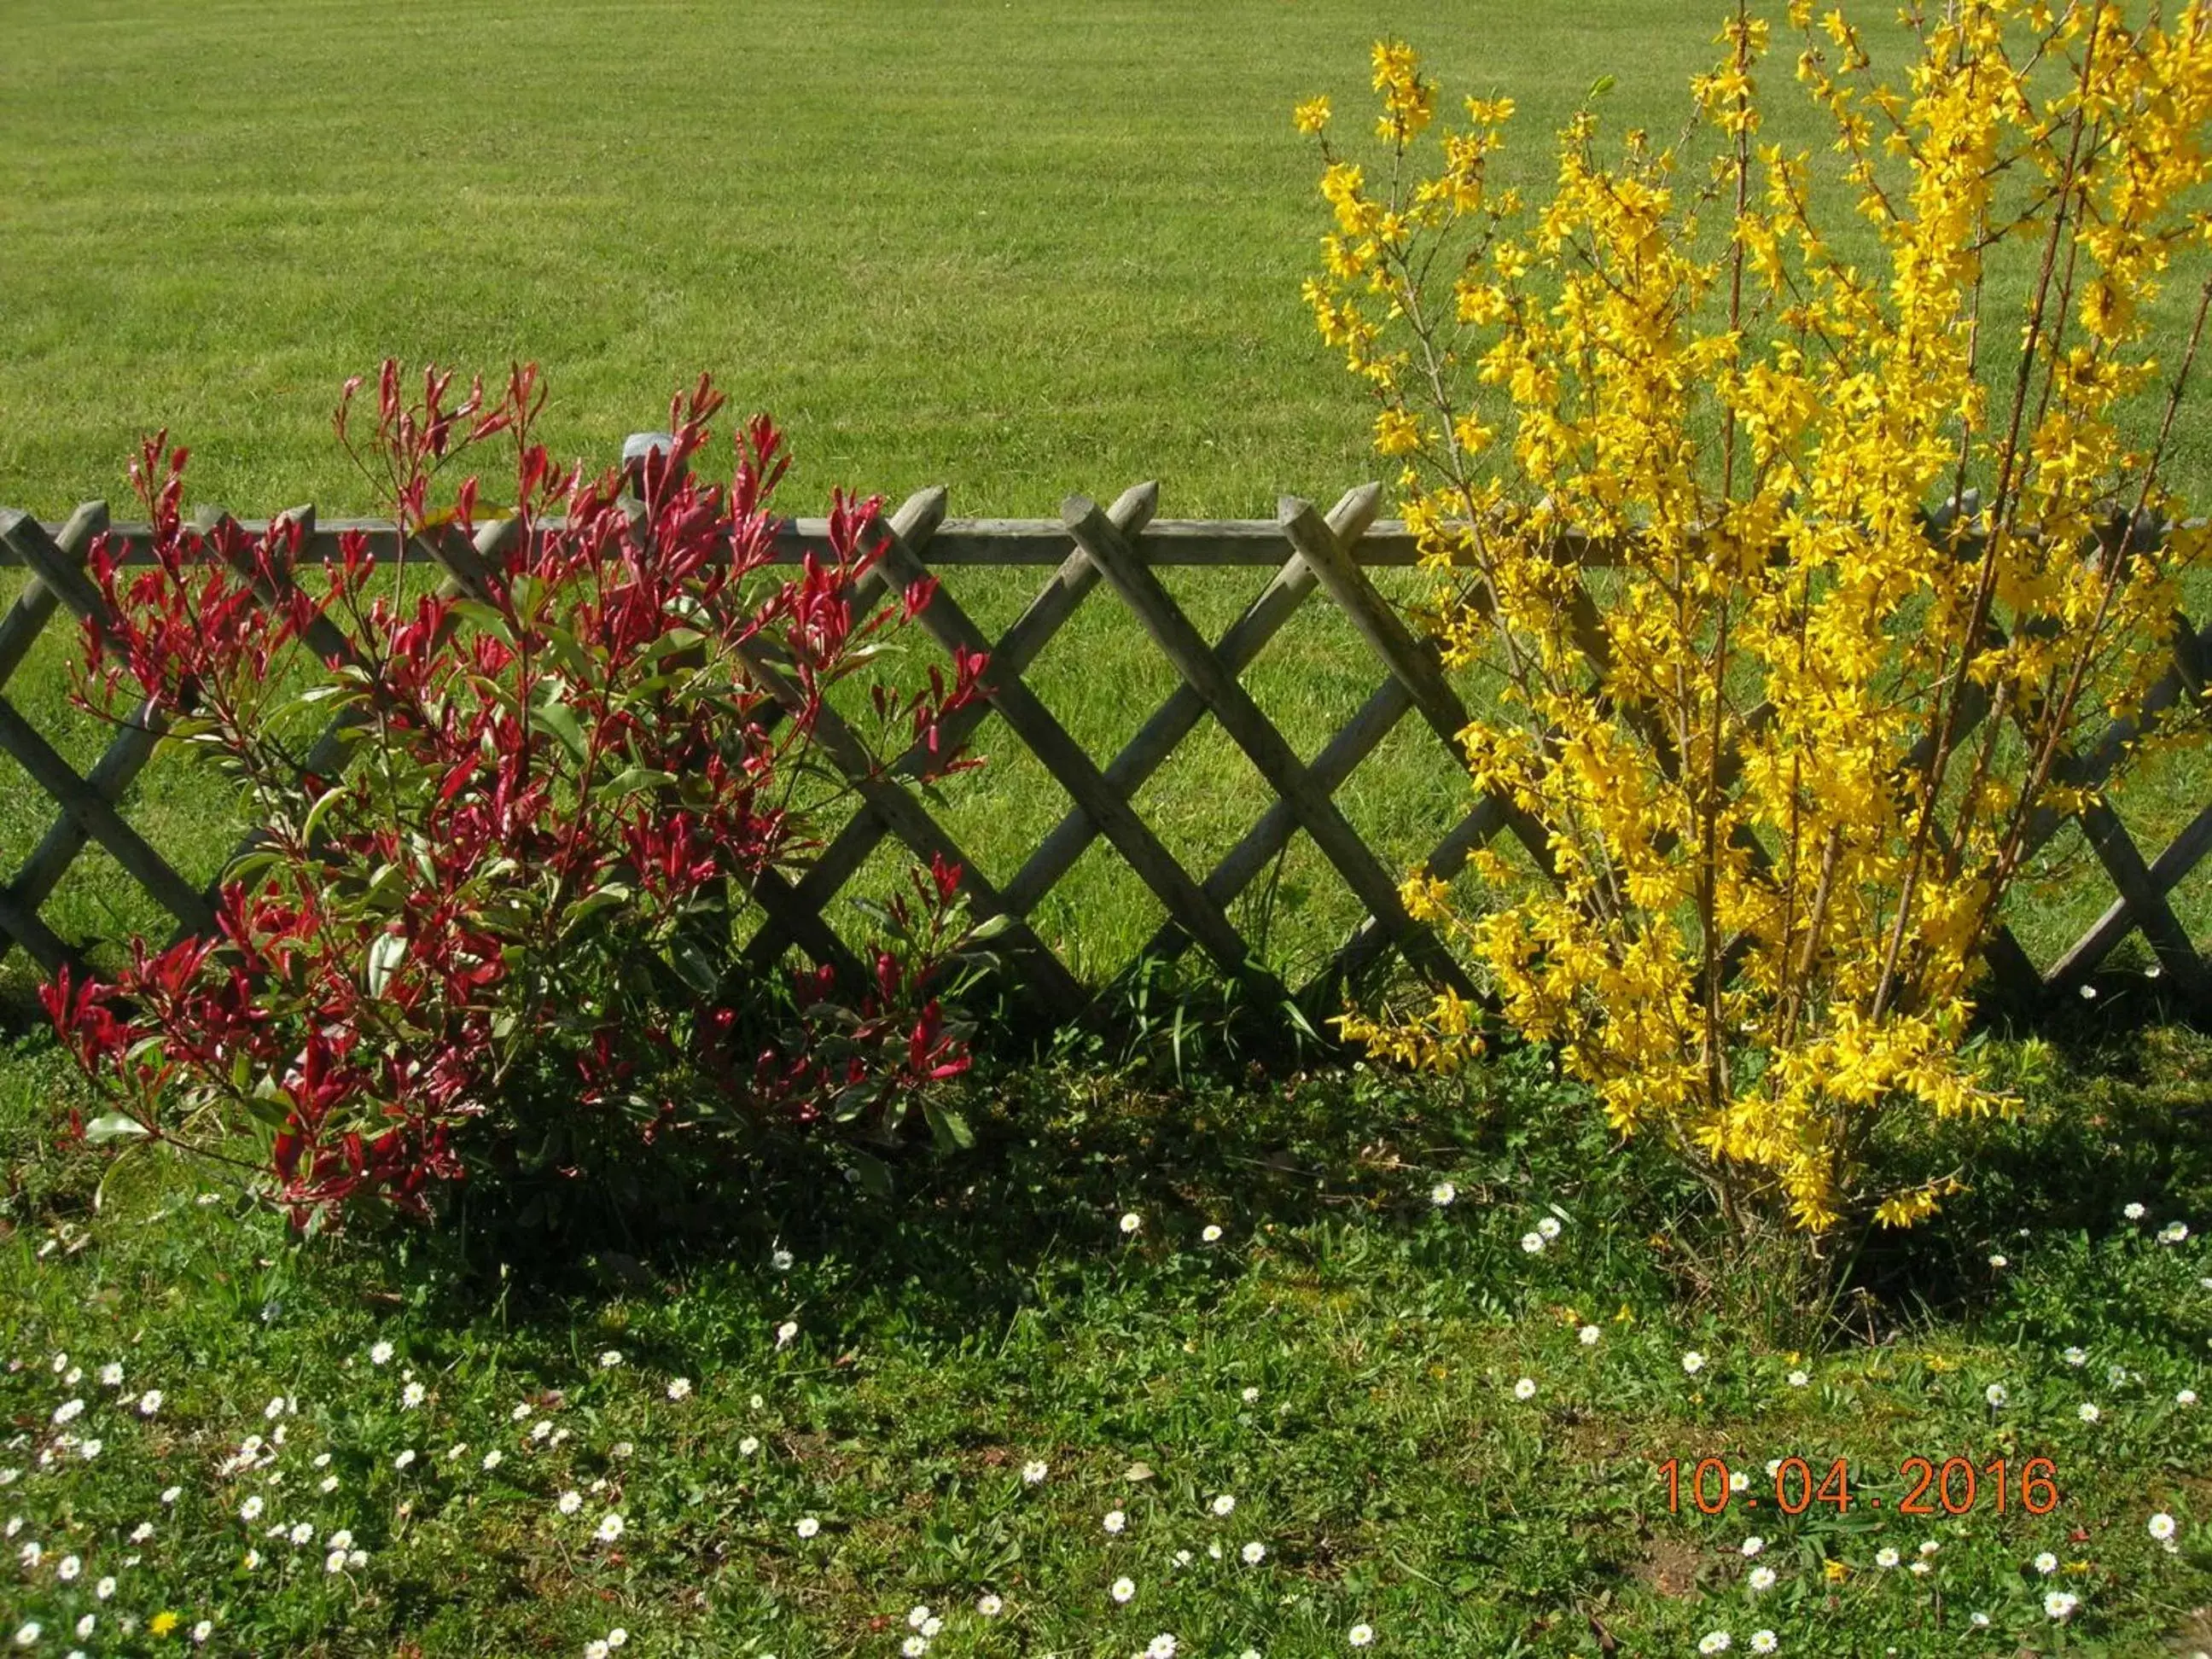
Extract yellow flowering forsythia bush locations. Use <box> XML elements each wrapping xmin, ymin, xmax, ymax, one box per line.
<box><xmin>1300</xmin><ymin>3</ymin><xmax>2212</xmax><ymax>1235</ymax></box>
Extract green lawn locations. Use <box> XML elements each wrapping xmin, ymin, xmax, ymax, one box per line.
<box><xmin>2</xmin><ymin>1029</ymin><xmax>2209</xmax><ymax>1656</ymax></box>
<box><xmin>0</xmin><ymin>0</ymin><xmax>1743</xmax><ymax>522</ymax></box>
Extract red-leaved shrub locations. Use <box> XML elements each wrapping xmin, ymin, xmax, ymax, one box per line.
<box><xmin>44</xmin><ymin>363</ymin><xmax>988</xmax><ymax>1231</ymax></box>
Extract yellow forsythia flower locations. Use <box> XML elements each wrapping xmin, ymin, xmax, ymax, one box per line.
<box><xmin>1302</xmin><ymin>6</ymin><xmax>2211</xmax><ymax>1238</ymax></box>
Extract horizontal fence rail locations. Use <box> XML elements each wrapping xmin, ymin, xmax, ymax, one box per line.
<box><xmin>2</xmin><ymin>486</ymin><xmax>2209</xmax><ymax>1032</ymax></box>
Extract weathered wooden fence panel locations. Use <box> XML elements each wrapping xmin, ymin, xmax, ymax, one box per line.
<box><xmin>2</xmin><ymin>484</ymin><xmax>2208</xmax><ymax>1027</ymax></box>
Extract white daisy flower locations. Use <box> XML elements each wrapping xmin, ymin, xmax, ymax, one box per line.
<box><xmin>1110</xmin><ymin>1576</ymin><xmax>1136</xmax><ymax>1604</ymax></box>
<box><xmin>1243</xmin><ymin>1540</ymin><xmax>1266</xmax><ymax>1564</ymax></box>
<box><xmin>1430</xmin><ymin>1182</ymin><xmax>1456</xmax><ymax>1207</ymax></box>
<box><xmin>1681</xmin><ymin>1351</ymin><xmax>1706</xmax><ymax>1375</ymax></box>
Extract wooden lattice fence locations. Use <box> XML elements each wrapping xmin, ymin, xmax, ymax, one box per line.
<box><xmin>2</xmin><ymin>484</ymin><xmax>2209</xmax><ymax>1029</ymax></box>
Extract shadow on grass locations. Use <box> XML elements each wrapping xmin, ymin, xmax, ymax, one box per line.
<box><xmin>8</xmin><ymin>945</ymin><xmax>2210</xmax><ymax>1362</ymax></box>
<box><xmin>1849</xmin><ymin>981</ymin><xmax>2212</xmax><ymax>1333</ymax></box>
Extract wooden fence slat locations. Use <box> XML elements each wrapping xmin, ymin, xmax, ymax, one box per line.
<box><xmin>0</xmin><ymin>881</ymin><xmax>79</xmax><ymax>979</ymax></box>
<box><xmin>2047</xmin><ymin>799</ymin><xmax>2212</xmax><ymax>987</ymax></box>
<box><xmin>1280</xmin><ymin>497</ymin><xmax>1559</xmax><ymax>881</ymax></box>
<box><xmin>741</xmin><ymin>484</ymin><xmax>1153</xmax><ymax>976</ymax></box>
<box><xmin>1139</xmin><ymin>677</ymin><xmax>1416</xmax><ymax>969</ymax></box>
<box><xmin>870</xmin><ymin>507</ymin><xmax>1278</xmax><ymax>991</ymax></box>
<box><xmin>0</xmin><ymin>509</ymin><xmax>126</xmax><ymax>637</ymax></box>
<box><xmin>1320</xmin><ymin>795</ymin><xmax>1519</xmax><ymax>999</ymax></box>
<box><xmin>2065</xmin><ymin>800</ymin><xmax>2206</xmax><ymax>994</ymax></box>
<box><xmin>7</xmin><ymin>701</ymin><xmax>165</xmax><ymax>923</ymax></box>
<box><xmin>740</xmin><ymin>645</ymin><xmax>1091</xmax><ymax>1023</ymax></box>
<box><xmin>1063</xmin><ymin>492</ymin><xmax>1475</xmax><ymax>1000</ymax></box>
<box><xmin>0</xmin><ymin>503</ymin><xmax>108</xmax><ymax>693</ymax></box>
<box><xmin>1001</xmin><ymin>485</ymin><xmax>1381</xmax><ymax>921</ymax></box>
<box><xmin>0</xmin><ymin>696</ymin><xmax>212</xmax><ymax>935</ymax></box>
<box><xmin>14</xmin><ymin>512</ymin><xmax>1655</xmax><ymax>572</ymax></box>
<box><xmin>745</xmin><ymin>863</ymin><xmax>871</xmax><ymax>986</ymax></box>
<box><xmin>729</xmin><ymin>620</ymin><xmax>1091</xmax><ymax>1025</ymax></box>
<box><xmin>0</xmin><ymin>504</ymin><xmax>122</xmax><ymax>975</ymax></box>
